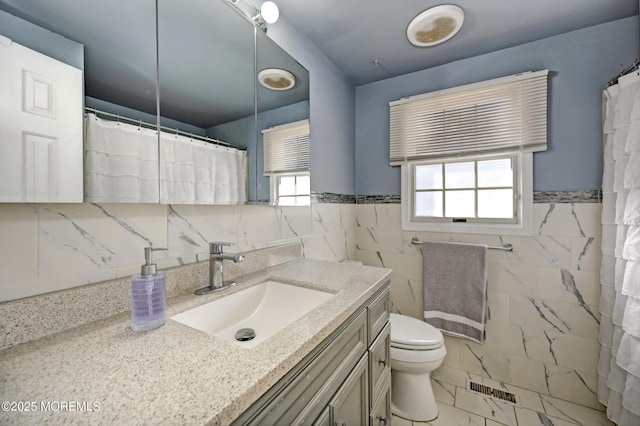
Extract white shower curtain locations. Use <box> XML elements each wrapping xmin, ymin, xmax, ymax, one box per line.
<box><xmin>85</xmin><ymin>113</ymin><xmax>248</xmax><ymax>204</ymax></box>
<box><xmin>85</xmin><ymin>113</ymin><xmax>160</xmax><ymax>203</ymax></box>
<box><xmin>598</xmin><ymin>72</ymin><xmax>640</xmax><ymax>425</ymax></box>
<box><xmin>160</xmin><ymin>132</ymin><xmax>247</xmax><ymax>205</ymax></box>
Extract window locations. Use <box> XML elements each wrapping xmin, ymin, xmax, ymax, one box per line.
<box><xmin>262</xmin><ymin>120</ymin><xmax>309</xmax><ymax>175</ymax></box>
<box><xmin>402</xmin><ymin>153</ymin><xmax>532</xmax><ymax>234</ymax></box>
<box><xmin>271</xmin><ymin>173</ymin><xmax>310</xmax><ymax>206</ymax></box>
<box><xmin>390</xmin><ymin>71</ymin><xmax>547</xmax><ymax>235</ymax></box>
<box><xmin>262</xmin><ymin>120</ymin><xmax>310</xmax><ymax>206</ymax></box>
<box><xmin>414</xmin><ymin>156</ymin><xmax>515</xmax><ymax>220</ymax></box>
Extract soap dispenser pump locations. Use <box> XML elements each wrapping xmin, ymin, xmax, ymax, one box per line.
<box><xmin>131</xmin><ymin>247</ymin><xmax>167</xmax><ymax>332</ymax></box>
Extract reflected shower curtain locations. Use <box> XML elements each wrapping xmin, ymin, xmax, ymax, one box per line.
<box><xmin>599</xmin><ymin>72</ymin><xmax>640</xmax><ymax>425</ymax></box>
<box><xmin>85</xmin><ymin>113</ymin><xmax>160</xmax><ymax>203</ymax></box>
<box><xmin>160</xmin><ymin>132</ymin><xmax>247</xmax><ymax>205</ymax></box>
<box><xmin>85</xmin><ymin>113</ymin><xmax>248</xmax><ymax>204</ymax></box>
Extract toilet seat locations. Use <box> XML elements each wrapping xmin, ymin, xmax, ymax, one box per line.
<box><xmin>390</xmin><ymin>313</ymin><xmax>444</xmax><ymax>350</ymax></box>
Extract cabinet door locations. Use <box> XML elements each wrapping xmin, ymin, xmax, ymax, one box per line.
<box><xmin>0</xmin><ymin>36</ymin><xmax>83</xmax><ymax>202</ymax></box>
<box><xmin>313</xmin><ymin>406</ymin><xmax>331</xmax><ymax>426</ymax></box>
<box><xmin>369</xmin><ymin>322</ymin><xmax>390</xmax><ymax>406</ymax></box>
<box><xmin>330</xmin><ymin>355</ymin><xmax>369</xmax><ymax>426</ymax></box>
<box><xmin>370</xmin><ymin>373</ymin><xmax>391</xmax><ymax>426</ymax></box>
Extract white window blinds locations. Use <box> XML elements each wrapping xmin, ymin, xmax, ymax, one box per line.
<box><xmin>262</xmin><ymin>119</ymin><xmax>310</xmax><ymax>175</ymax></box>
<box><xmin>389</xmin><ymin>70</ymin><xmax>548</xmax><ymax>165</ymax></box>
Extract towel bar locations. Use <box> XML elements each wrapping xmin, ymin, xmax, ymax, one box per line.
<box><xmin>410</xmin><ymin>237</ymin><xmax>514</xmax><ymax>252</ymax></box>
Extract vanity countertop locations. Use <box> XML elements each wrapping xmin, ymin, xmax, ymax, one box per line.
<box><xmin>0</xmin><ymin>258</ymin><xmax>391</xmax><ymax>425</ymax></box>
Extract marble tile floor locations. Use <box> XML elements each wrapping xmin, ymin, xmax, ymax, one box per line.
<box><xmin>391</xmin><ymin>367</ymin><xmax>613</xmax><ymax>426</ymax></box>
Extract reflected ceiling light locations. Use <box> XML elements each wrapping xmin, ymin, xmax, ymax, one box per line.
<box><xmin>260</xmin><ymin>1</ymin><xmax>279</xmax><ymax>24</ymax></box>
<box><xmin>407</xmin><ymin>5</ymin><xmax>464</xmax><ymax>47</ymax></box>
<box><xmin>258</xmin><ymin>68</ymin><xmax>295</xmax><ymax>90</ymax></box>
<box><xmin>224</xmin><ymin>0</ymin><xmax>278</xmax><ymax>31</ymax></box>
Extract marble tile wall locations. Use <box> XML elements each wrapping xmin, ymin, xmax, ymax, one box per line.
<box><xmin>1</xmin><ymin>196</ymin><xmax>603</xmax><ymax>411</ymax></box>
<box><xmin>354</xmin><ymin>202</ymin><xmax>604</xmax><ymax>410</ymax></box>
<box><xmin>0</xmin><ymin>242</ymin><xmax>302</xmax><ymax>350</ymax></box>
<box><xmin>301</xmin><ymin>203</ymin><xmax>357</xmax><ymax>262</ymax></box>
<box><xmin>0</xmin><ymin>202</ymin><xmax>332</xmax><ymax>301</ymax></box>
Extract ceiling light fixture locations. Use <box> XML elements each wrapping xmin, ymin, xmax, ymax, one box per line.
<box><xmin>258</xmin><ymin>68</ymin><xmax>295</xmax><ymax>90</ymax></box>
<box><xmin>407</xmin><ymin>5</ymin><xmax>464</xmax><ymax>47</ymax></box>
<box><xmin>260</xmin><ymin>1</ymin><xmax>279</xmax><ymax>24</ymax></box>
<box><xmin>225</xmin><ymin>0</ymin><xmax>278</xmax><ymax>31</ymax></box>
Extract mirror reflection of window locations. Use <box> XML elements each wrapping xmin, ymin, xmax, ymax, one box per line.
<box><xmin>275</xmin><ymin>173</ymin><xmax>310</xmax><ymax>206</ymax></box>
<box><xmin>262</xmin><ymin>119</ymin><xmax>310</xmax><ymax>206</ymax></box>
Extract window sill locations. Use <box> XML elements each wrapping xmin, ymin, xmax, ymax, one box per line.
<box><xmin>400</xmin><ymin>219</ymin><xmax>533</xmax><ymax>236</ymax></box>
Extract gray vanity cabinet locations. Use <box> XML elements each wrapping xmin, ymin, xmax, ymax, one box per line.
<box><xmin>329</xmin><ymin>355</ymin><xmax>369</xmax><ymax>426</ymax></box>
<box><xmin>232</xmin><ymin>284</ymin><xmax>391</xmax><ymax>426</ymax></box>
<box><xmin>370</xmin><ymin>374</ymin><xmax>391</xmax><ymax>426</ymax></box>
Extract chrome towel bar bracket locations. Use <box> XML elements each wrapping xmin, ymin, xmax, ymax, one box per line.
<box><xmin>411</xmin><ymin>237</ymin><xmax>514</xmax><ymax>252</ymax></box>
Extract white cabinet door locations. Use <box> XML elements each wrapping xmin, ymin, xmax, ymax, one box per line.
<box><xmin>0</xmin><ymin>35</ymin><xmax>83</xmax><ymax>202</ymax></box>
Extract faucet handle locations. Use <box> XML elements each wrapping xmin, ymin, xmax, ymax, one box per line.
<box><xmin>209</xmin><ymin>241</ymin><xmax>233</xmax><ymax>255</ymax></box>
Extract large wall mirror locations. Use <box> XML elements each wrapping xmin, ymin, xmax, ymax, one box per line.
<box><xmin>158</xmin><ymin>0</ymin><xmax>254</xmax><ymax>205</ymax></box>
<box><xmin>0</xmin><ymin>0</ymin><xmax>310</xmax><ymax>207</ymax></box>
<box><xmin>0</xmin><ymin>0</ymin><xmax>157</xmax><ymax>203</ymax></box>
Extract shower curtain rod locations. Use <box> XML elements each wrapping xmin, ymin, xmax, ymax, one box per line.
<box><xmin>411</xmin><ymin>237</ymin><xmax>514</xmax><ymax>252</ymax></box>
<box><xmin>607</xmin><ymin>58</ymin><xmax>640</xmax><ymax>87</ymax></box>
<box><xmin>85</xmin><ymin>107</ymin><xmax>247</xmax><ymax>151</ymax></box>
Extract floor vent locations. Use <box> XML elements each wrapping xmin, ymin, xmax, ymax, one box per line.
<box><xmin>468</xmin><ymin>381</ymin><xmax>518</xmax><ymax>405</ymax></box>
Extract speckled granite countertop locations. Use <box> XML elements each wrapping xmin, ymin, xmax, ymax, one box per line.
<box><xmin>0</xmin><ymin>259</ymin><xmax>391</xmax><ymax>425</ymax></box>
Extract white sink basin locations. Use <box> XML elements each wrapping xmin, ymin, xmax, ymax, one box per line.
<box><xmin>171</xmin><ymin>281</ymin><xmax>333</xmax><ymax>348</ymax></box>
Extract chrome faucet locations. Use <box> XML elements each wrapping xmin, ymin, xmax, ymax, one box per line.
<box><xmin>195</xmin><ymin>242</ymin><xmax>244</xmax><ymax>295</ymax></box>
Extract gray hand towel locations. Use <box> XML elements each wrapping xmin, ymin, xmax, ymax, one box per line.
<box><xmin>422</xmin><ymin>241</ymin><xmax>488</xmax><ymax>343</ymax></box>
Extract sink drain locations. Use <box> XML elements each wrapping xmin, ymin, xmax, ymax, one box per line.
<box><xmin>235</xmin><ymin>328</ymin><xmax>256</xmax><ymax>341</ymax></box>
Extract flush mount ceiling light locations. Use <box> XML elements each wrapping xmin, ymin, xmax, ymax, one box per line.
<box><xmin>407</xmin><ymin>4</ymin><xmax>464</xmax><ymax>47</ymax></box>
<box><xmin>258</xmin><ymin>68</ymin><xmax>295</xmax><ymax>90</ymax></box>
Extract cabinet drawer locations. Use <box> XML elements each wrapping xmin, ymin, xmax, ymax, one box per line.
<box><xmin>369</xmin><ymin>322</ymin><xmax>390</xmax><ymax>405</ymax></box>
<box><xmin>368</xmin><ymin>286</ymin><xmax>390</xmax><ymax>345</ymax></box>
<box><xmin>370</xmin><ymin>372</ymin><xmax>391</xmax><ymax>426</ymax></box>
<box><xmin>246</xmin><ymin>310</ymin><xmax>367</xmax><ymax>425</ymax></box>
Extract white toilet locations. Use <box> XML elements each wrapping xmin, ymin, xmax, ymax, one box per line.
<box><xmin>389</xmin><ymin>313</ymin><xmax>447</xmax><ymax>422</ymax></box>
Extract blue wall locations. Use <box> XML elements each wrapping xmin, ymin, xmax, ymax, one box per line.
<box><xmin>266</xmin><ymin>15</ymin><xmax>356</xmax><ymax>195</ymax></box>
<box><xmin>86</xmin><ymin>97</ymin><xmax>206</xmax><ymax>136</ymax></box>
<box><xmin>0</xmin><ymin>9</ymin><xmax>83</xmax><ymax>69</ymax></box>
<box><xmin>355</xmin><ymin>16</ymin><xmax>640</xmax><ymax>195</ymax></box>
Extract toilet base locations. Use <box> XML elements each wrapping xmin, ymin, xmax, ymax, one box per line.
<box><xmin>391</xmin><ymin>370</ymin><xmax>438</xmax><ymax>422</ymax></box>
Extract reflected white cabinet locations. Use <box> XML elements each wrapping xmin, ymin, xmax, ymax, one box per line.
<box><xmin>0</xmin><ymin>35</ymin><xmax>83</xmax><ymax>202</ymax></box>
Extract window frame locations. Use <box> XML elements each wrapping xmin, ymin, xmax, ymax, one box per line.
<box><xmin>270</xmin><ymin>171</ymin><xmax>311</xmax><ymax>207</ymax></box>
<box><xmin>401</xmin><ymin>152</ymin><xmax>533</xmax><ymax>235</ymax></box>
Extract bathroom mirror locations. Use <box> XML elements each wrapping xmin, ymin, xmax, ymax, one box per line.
<box><xmin>254</xmin><ymin>28</ymin><xmax>311</xmax><ymax>204</ymax></box>
<box><xmin>0</xmin><ymin>0</ymin><xmax>310</xmax><ymax>207</ymax></box>
<box><xmin>159</xmin><ymin>0</ymin><xmax>310</xmax><ymax>205</ymax></box>
<box><xmin>157</xmin><ymin>0</ymin><xmax>255</xmax><ymax>205</ymax></box>
<box><xmin>0</xmin><ymin>0</ymin><xmax>159</xmax><ymax>203</ymax></box>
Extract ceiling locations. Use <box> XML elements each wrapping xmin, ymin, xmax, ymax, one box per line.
<box><xmin>1</xmin><ymin>0</ymin><xmax>636</xmax><ymax>123</ymax></box>
<box><xmin>268</xmin><ymin>0</ymin><xmax>639</xmax><ymax>86</ymax></box>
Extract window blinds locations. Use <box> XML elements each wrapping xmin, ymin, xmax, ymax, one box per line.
<box><xmin>262</xmin><ymin>119</ymin><xmax>310</xmax><ymax>175</ymax></box>
<box><xmin>389</xmin><ymin>70</ymin><xmax>548</xmax><ymax>165</ymax></box>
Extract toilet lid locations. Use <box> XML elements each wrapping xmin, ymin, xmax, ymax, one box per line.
<box><xmin>390</xmin><ymin>313</ymin><xmax>444</xmax><ymax>350</ymax></box>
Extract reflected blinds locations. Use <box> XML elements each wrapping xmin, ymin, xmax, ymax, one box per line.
<box><xmin>389</xmin><ymin>70</ymin><xmax>548</xmax><ymax>165</ymax></box>
<box><xmin>262</xmin><ymin>119</ymin><xmax>310</xmax><ymax>175</ymax></box>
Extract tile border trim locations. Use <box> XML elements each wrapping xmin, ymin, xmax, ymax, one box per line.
<box><xmin>532</xmin><ymin>190</ymin><xmax>601</xmax><ymax>203</ymax></box>
<box><xmin>311</xmin><ymin>191</ymin><xmax>601</xmax><ymax>204</ymax></box>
